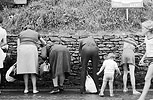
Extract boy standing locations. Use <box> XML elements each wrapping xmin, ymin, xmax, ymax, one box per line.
<box><xmin>97</xmin><ymin>53</ymin><xmax>121</xmax><ymax>97</ymax></box>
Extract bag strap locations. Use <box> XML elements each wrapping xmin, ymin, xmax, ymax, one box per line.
<box><xmin>86</xmin><ymin>67</ymin><xmax>90</xmax><ymax>76</ymax></box>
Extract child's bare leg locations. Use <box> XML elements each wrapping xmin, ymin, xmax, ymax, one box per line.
<box><xmin>109</xmin><ymin>80</ymin><xmax>114</xmax><ymax>97</ymax></box>
<box><xmin>99</xmin><ymin>81</ymin><xmax>107</xmax><ymax>96</ymax></box>
<box><xmin>123</xmin><ymin>64</ymin><xmax>128</xmax><ymax>92</ymax></box>
<box><xmin>138</xmin><ymin>64</ymin><xmax>153</xmax><ymax>100</ymax></box>
<box><xmin>129</xmin><ymin>64</ymin><xmax>140</xmax><ymax>94</ymax></box>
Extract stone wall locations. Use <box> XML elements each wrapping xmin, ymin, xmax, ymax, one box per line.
<box><xmin>3</xmin><ymin>34</ymin><xmax>151</xmax><ymax>89</ymax></box>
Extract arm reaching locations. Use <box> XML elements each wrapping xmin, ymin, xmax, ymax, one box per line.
<box><xmin>78</xmin><ymin>40</ymin><xmax>83</xmax><ymax>54</ymax></box>
<box><xmin>39</xmin><ymin>37</ymin><xmax>46</xmax><ymax>46</ymax></box>
<box><xmin>139</xmin><ymin>52</ymin><xmax>147</xmax><ymax>66</ymax></box>
<box><xmin>114</xmin><ymin>62</ymin><xmax>121</xmax><ymax>76</ymax></box>
<box><xmin>116</xmin><ymin>68</ymin><xmax>121</xmax><ymax>76</ymax></box>
<box><xmin>17</xmin><ymin>38</ymin><xmax>20</xmax><ymax>47</ymax></box>
<box><xmin>136</xmin><ymin>42</ymin><xmax>145</xmax><ymax>48</ymax></box>
<box><xmin>97</xmin><ymin>65</ymin><xmax>105</xmax><ymax>75</ymax></box>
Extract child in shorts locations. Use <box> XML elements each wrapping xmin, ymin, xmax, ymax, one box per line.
<box><xmin>97</xmin><ymin>53</ymin><xmax>121</xmax><ymax>97</ymax></box>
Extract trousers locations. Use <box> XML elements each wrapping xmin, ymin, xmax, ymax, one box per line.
<box><xmin>80</xmin><ymin>45</ymin><xmax>99</xmax><ymax>92</ymax></box>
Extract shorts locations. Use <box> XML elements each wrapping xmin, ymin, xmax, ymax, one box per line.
<box><xmin>103</xmin><ymin>73</ymin><xmax>114</xmax><ymax>82</ymax></box>
<box><xmin>121</xmin><ymin>49</ymin><xmax>135</xmax><ymax>65</ymax></box>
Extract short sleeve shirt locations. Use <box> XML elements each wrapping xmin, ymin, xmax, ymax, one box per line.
<box><xmin>19</xmin><ymin>29</ymin><xmax>39</xmax><ymax>45</ymax></box>
<box><xmin>103</xmin><ymin>59</ymin><xmax>118</xmax><ymax>74</ymax></box>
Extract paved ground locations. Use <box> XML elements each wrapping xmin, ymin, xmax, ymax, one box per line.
<box><xmin>0</xmin><ymin>89</ymin><xmax>152</xmax><ymax>100</ymax></box>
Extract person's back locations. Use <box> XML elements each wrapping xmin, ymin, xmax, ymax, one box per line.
<box><xmin>19</xmin><ymin>29</ymin><xmax>39</xmax><ymax>45</ymax></box>
<box><xmin>47</xmin><ymin>42</ymin><xmax>71</xmax><ymax>94</ymax></box>
<box><xmin>97</xmin><ymin>53</ymin><xmax>121</xmax><ymax>97</ymax></box>
<box><xmin>103</xmin><ymin>59</ymin><xmax>118</xmax><ymax>75</ymax></box>
<box><xmin>123</xmin><ymin>42</ymin><xmax>135</xmax><ymax>51</ymax></box>
<box><xmin>79</xmin><ymin>36</ymin><xmax>99</xmax><ymax>94</ymax></box>
<box><xmin>82</xmin><ymin>36</ymin><xmax>97</xmax><ymax>47</ymax></box>
<box><xmin>51</xmin><ymin>44</ymin><xmax>68</xmax><ymax>52</ymax></box>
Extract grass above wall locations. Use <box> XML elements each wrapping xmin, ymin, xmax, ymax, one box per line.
<box><xmin>0</xmin><ymin>0</ymin><xmax>153</xmax><ymax>35</ymax></box>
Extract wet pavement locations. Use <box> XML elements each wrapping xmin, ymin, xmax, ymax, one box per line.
<box><xmin>0</xmin><ymin>89</ymin><xmax>153</xmax><ymax>100</ymax></box>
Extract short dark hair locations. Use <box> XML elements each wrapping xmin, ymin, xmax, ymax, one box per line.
<box><xmin>0</xmin><ymin>16</ymin><xmax>3</xmax><ymax>23</ymax></box>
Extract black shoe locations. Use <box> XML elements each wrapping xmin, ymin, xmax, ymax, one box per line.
<box><xmin>80</xmin><ymin>91</ymin><xmax>85</xmax><ymax>94</ymax></box>
<box><xmin>80</xmin><ymin>88</ymin><xmax>85</xmax><ymax>94</ymax></box>
<box><xmin>59</xmin><ymin>86</ymin><xmax>64</xmax><ymax>91</ymax></box>
<box><xmin>49</xmin><ymin>87</ymin><xmax>60</xmax><ymax>94</ymax></box>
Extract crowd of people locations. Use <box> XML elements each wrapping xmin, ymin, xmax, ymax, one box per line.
<box><xmin>0</xmin><ymin>15</ymin><xmax>153</xmax><ymax>100</ymax></box>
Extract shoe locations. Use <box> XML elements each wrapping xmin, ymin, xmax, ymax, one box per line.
<box><xmin>133</xmin><ymin>91</ymin><xmax>141</xmax><ymax>95</ymax></box>
<box><xmin>24</xmin><ymin>90</ymin><xmax>29</xmax><ymax>94</ymax></box>
<box><xmin>110</xmin><ymin>94</ymin><xmax>114</xmax><ymax>97</ymax></box>
<box><xmin>80</xmin><ymin>88</ymin><xmax>85</xmax><ymax>94</ymax></box>
<box><xmin>59</xmin><ymin>86</ymin><xmax>64</xmax><ymax>91</ymax></box>
<box><xmin>49</xmin><ymin>87</ymin><xmax>60</xmax><ymax>94</ymax></box>
<box><xmin>33</xmin><ymin>90</ymin><xmax>39</xmax><ymax>94</ymax></box>
<box><xmin>99</xmin><ymin>93</ymin><xmax>104</xmax><ymax>97</ymax></box>
<box><xmin>123</xmin><ymin>88</ymin><xmax>128</xmax><ymax>92</ymax></box>
<box><xmin>137</xmin><ymin>97</ymin><xmax>146</xmax><ymax>100</ymax></box>
<box><xmin>80</xmin><ymin>91</ymin><xmax>85</xmax><ymax>94</ymax></box>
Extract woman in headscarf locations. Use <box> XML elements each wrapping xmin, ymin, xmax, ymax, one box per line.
<box><xmin>17</xmin><ymin>25</ymin><xmax>46</xmax><ymax>94</ymax></box>
<box><xmin>0</xmin><ymin>16</ymin><xmax>8</xmax><ymax>94</ymax></box>
<box><xmin>138</xmin><ymin>20</ymin><xmax>153</xmax><ymax>100</ymax></box>
<box><xmin>46</xmin><ymin>41</ymin><xmax>71</xmax><ymax>94</ymax></box>
<box><xmin>79</xmin><ymin>36</ymin><xmax>99</xmax><ymax>94</ymax></box>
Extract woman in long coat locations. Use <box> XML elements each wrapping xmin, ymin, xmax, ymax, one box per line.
<box><xmin>17</xmin><ymin>25</ymin><xmax>46</xmax><ymax>94</ymax></box>
<box><xmin>46</xmin><ymin>41</ymin><xmax>71</xmax><ymax>94</ymax></box>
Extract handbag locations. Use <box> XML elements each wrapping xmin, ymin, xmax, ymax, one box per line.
<box><xmin>9</xmin><ymin>63</ymin><xmax>23</xmax><ymax>81</ymax></box>
<box><xmin>85</xmin><ymin>72</ymin><xmax>97</xmax><ymax>93</ymax></box>
<box><xmin>5</xmin><ymin>63</ymin><xmax>16</xmax><ymax>82</ymax></box>
<box><xmin>39</xmin><ymin>61</ymin><xmax>50</xmax><ymax>75</ymax></box>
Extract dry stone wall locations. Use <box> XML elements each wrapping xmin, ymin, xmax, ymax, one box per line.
<box><xmin>4</xmin><ymin>34</ymin><xmax>150</xmax><ymax>89</ymax></box>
